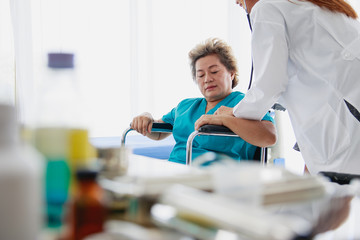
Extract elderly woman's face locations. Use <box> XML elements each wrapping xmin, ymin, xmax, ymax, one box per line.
<box><xmin>195</xmin><ymin>54</ymin><xmax>234</xmax><ymax>103</ymax></box>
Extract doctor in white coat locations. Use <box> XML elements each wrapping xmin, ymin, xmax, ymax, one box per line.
<box><xmin>195</xmin><ymin>0</ymin><xmax>360</xmax><ymax>175</ymax></box>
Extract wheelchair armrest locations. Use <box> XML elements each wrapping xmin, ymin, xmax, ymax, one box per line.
<box><xmin>151</xmin><ymin>122</ymin><xmax>173</xmax><ymax>133</ymax></box>
<box><xmin>121</xmin><ymin>122</ymin><xmax>173</xmax><ymax>146</ymax></box>
<box><xmin>319</xmin><ymin>171</ymin><xmax>360</xmax><ymax>185</ymax></box>
<box><xmin>198</xmin><ymin>124</ymin><xmax>236</xmax><ymax>136</ymax></box>
<box><xmin>188</xmin><ymin>124</ymin><xmax>266</xmax><ymax>165</ymax></box>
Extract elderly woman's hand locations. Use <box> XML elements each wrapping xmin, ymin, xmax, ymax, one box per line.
<box><xmin>131</xmin><ymin>112</ymin><xmax>154</xmax><ymax>136</ymax></box>
<box><xmin>214</xmin><ymin>106</ymin><xmax>234</xmax><ymax>116</ymax></box>
<box><xmin>195</xmin><ymin>114</ymin><xmax>226</xmax><ymax>130</ymax></box>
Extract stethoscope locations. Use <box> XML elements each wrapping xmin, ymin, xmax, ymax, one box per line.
<box><xmin>243</xmin><ymin>0</ymin><xmax>252</xmax><ymax>30</ymax></box>
<box><xmin>243</xmin><ymin>0</ymin><xmax>254</xmax><ymax>90</ymax></box>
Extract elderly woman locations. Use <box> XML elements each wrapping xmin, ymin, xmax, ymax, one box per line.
<box><xmin>131</xmin><ymin>38</ymin><xmax>276</xmax><ymax>164</ymax></box>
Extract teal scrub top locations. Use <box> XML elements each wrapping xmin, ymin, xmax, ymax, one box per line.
<box><xmin>162</xmin><ymin>92</ymin><xmax>275</xmax><ymax>164</ymax></box>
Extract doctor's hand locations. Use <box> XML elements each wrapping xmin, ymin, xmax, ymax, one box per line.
<box><xmin>195</xmin><ymin>114</ymin><xmax>227</xmax><ymax>130</ymax></box>
<box><xmin>214</xmin><ymin>106</ymin><xmax>234</xmax><ymax>116</ymax></box>
<box><xmin>131</xmin><ymin>112</ymin><xmax>154</xmax><ymax>136</ymax></box>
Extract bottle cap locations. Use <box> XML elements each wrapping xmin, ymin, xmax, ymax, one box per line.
<box><xmin>48</xmin><ymin>53</ymin><xmax>74</xmax><ymax>68</ymax></box>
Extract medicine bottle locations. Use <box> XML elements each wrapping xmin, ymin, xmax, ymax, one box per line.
<box><xmin>66</xmin><ymin>169</ymin><xmax>106</xmax><ymax>240</ymax></box>
<box><xmin>34</xmin><ymin>52</ymin><xmax>82</xmax><ymax>229</ymax></box>
<box><xmin>0</xmin><ymin>104</ymin><xmax>43</xmax><ymax>240</ymax></box>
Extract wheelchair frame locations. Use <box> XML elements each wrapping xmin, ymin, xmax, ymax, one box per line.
<box><xmin>122</xmin><ymin>123</ymin><xmax>267</xmax><ymax>166</ymax></box>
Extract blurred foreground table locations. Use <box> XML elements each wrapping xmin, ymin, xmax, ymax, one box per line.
<box><xmin>42</xmin><ymin>153</ymin><xmax>360</xmax><ymax>240</ymax></box>
<box><xmin>102</xmin><ymin>154</ymin><xmax>360</xmax><ymax>240</ymax></box>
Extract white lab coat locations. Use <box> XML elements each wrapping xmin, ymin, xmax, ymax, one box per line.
<box><xmin>233</xmin><ymin>0</ymin><xmax>360</xmax><ymax>174</ymax></box>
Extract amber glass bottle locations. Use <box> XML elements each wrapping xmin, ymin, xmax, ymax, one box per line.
<box><xmin>67</xmin><ymin>169</ymin><xmax>106</xmax><ymax>240</ymax></box>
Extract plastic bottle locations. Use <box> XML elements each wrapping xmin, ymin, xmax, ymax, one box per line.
<box><xmin>36</xmin><ymin>53</ymin><xmax>83</xmax><ymax>128</ymax></box>
<box><xmin>66</xmin><ymin>169</ymin><xmax>106</xmax><ymax>240</ymax></box>
<box><xmin>0</xmin><ymin>104</ymin><xmax>43</xmax><ymax>240</ymax></box>
<box><xmin>34</xmin><ymin>52</ymin><xmax>83</xmax><ymax>229</ymax></box>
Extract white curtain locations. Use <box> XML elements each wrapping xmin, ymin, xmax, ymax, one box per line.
<box><xmin>10</xmin><ymin>0</ymin><xmax>36</xmax><ymax>126</ymax></box>
<box><xmin>0</xmin><ymin>0</ymin><xmax>15</xmax><ymax>105</ymax></box>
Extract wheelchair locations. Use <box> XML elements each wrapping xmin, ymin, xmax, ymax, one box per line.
<box><xmin>121</xmin><ymin>122</ymin><xmax>268</xmax><ymax>166</ymax></box>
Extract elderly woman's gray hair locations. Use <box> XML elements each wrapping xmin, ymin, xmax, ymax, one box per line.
<box><xmin>188</xmin><ymin>38</ymin><xmax>239</xmax><ymax>88</ymax></box>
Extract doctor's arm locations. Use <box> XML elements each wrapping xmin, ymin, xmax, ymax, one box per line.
<box><xmin>195</xmin><ymin>114</ymin><xmax>276</xmax><ymax>148</ymax></box>
<box><xmin>234</xmin><ymin>15</ymin><xmax>289</xmax><ymax>120</ymax></box>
